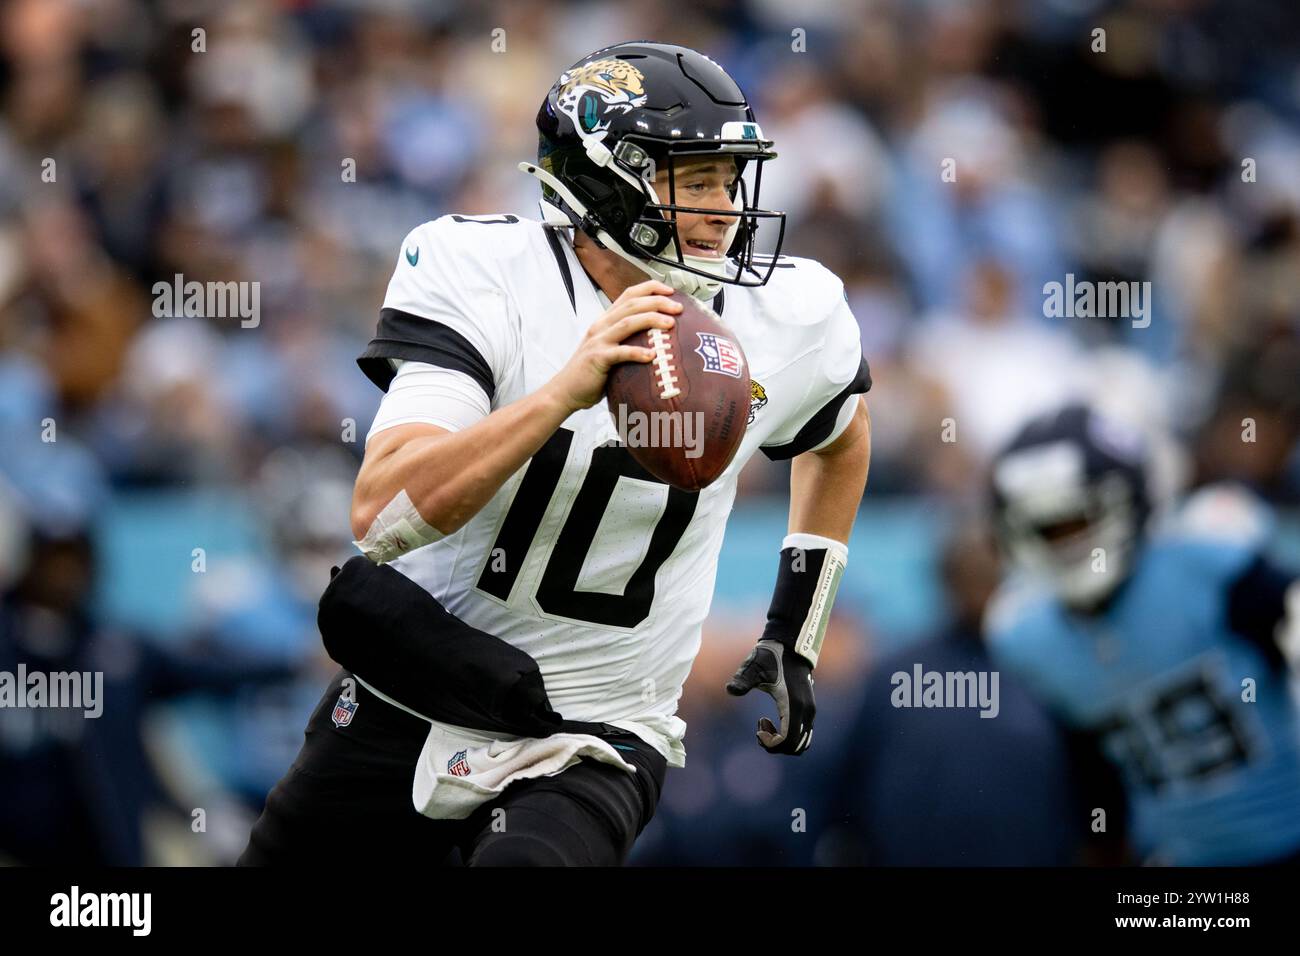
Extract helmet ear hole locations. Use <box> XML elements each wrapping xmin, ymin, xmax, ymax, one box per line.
<box><xmin>631</xmin><ymin>222</ymin><xmax>671</xmax><ymax>253</ymax></box>
<box><xmin>573</xmin><ymin>173</ymin><xmax>614</xmax><ymax>203</ymax></box>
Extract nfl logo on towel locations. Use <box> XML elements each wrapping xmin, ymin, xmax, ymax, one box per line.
<box><xmin>331</xmin><ymin>694</ymin><xmax>358</xmax><ymax>728</ymax></box>
<box><xmin>447</xmin><ymin>750</ymin><xmax>472</xmax><ymax>777</ymax></box>
<box><xmin>695</xmin><ymin>333</ymin><xmax>743</xmax><ymax>378</ymax></box>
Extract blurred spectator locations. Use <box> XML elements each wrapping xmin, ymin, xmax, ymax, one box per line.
<box><xmin>631</xmin><ymin>609</ymin><xmax>873</xmax><ymax>866</ymax></box>
<box><xmin>825</xmin><ymin>520</ymin><xmax>1087</xmax><ymax>865</ymax></box>
<box><xmin>0</xmin><ymin>435</ymin><xmax>296</xmax><ymax>865</ymax></box>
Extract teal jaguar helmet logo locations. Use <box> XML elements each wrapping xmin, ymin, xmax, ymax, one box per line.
<box><xmin>554</xmin><ymin>58</ymin><xmax>648</xmax><ymax>141</ymax></box>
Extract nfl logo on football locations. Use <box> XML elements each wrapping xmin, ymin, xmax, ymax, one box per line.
<box><xmin>331</xmin><ymin>694</ymin><xmax>358</xmax><ymax>728</ymax></box>
<box><xmin>695</xmin><ymin>332</ymin><xmax>743</xmax><ymax>378</ymax></box>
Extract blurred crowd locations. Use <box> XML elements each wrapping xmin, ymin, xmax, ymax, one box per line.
<box><xmin>0</xmin><ymin>0</ymin><xmax>1297</xmax><ymax>864</ymax></box>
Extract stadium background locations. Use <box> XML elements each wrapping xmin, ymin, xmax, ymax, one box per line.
<box><xmin>1</xmin><ymin>0</ymin><xmax>1297</xmax><ymax>865</ymax></box>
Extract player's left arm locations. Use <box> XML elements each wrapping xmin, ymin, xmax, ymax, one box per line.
<box><xmin>726</xmin><ymin>278</ymin><xmax>872</xmax><ymax>756</ymax></box>
<box><xmin>726</xmin><ymin>400</ymin><xmax>870</xmax><ymax>755</ymax></box>
<box><xmin>789</xmin><ymin>395</ymin><xmax>871</xmax><ymax>541</ymax></box>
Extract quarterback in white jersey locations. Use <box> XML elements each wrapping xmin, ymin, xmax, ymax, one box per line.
<box><xmin>241</xmin><ymin>41</ymin><xmax>871</xmax><ymax>867</ymax></box>
<box><xmin>359</xmin><ymin>208</ymin><xmax>867</xmax><ymax>767</ymax></box>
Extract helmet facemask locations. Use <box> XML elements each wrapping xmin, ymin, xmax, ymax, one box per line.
<box><xmin>525</xmin><ymin>125</ymin><xmax>786</xmax><ymax>301</ymax></box>
<box><xmin>993</xmin><ymin>439</ymin><xmax>1146</xmax><ymax>611</ymax></box>
<box><xmin>625</xmin><ymin>143</ymin><xmax>787</xmax><ymax>293</ymax></box>
<box><xmin>1001</xmin><ymin>474</ymin><xmax>1140</xmax><ymax>610</ymax></box>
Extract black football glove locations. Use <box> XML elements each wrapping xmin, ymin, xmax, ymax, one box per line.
<box><xmin>725</xmin><ymin>639</ymin><xmax>816</xmax><ymax>755</ymax></box>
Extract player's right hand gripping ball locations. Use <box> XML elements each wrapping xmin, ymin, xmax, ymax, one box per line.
<box><xmin>605</xmin><ymin>291</ymin><xmax>750</xmax><ymax>491</ymax></box>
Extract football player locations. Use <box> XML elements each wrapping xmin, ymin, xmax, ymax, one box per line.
<box><xmin>240</xmin><ymin>41</ymin><xmax>872</xmax><ymax>866</ymax></box>
<box><xmin>985</xmin><ymin>404</ymin><xmax>1300</xmax><ymax>865</ymax></box>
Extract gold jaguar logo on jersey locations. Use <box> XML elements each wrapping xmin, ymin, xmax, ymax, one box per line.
<box><xmin>749</xmin><ymin>380</ymin><xmax>768</xmax><ymax>424</ymax></box>
<box><xmin>556</xmin><ymin>58</ymin><xmax>648</xmax><ymax>138</ymax></box>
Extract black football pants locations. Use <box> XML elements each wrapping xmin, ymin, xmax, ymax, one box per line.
<box><xmin>238</xmin><ymin>670</ymin><xmax>668</xmax><ymax>866</ymax></box>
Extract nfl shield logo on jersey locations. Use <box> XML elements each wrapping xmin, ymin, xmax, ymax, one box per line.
<box><xmin>695</xmin><ymin>333</ymin><xmax>743</xmax><ymax>378</ymax></box>
<box><xmin>447</xmin><ymin>750</ymin><xmax>472</xmax><ymax>777</ymax></box>
<box><xmin>331</xmin><ymin>694</ymin><xmax>358</xmax><ymax>728</ymax></box>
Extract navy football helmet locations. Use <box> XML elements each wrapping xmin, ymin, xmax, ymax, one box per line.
<box><xmin>991</xmin><ymin>404</ymin><xmax>1152</xmax><ymax>609</ymax></box>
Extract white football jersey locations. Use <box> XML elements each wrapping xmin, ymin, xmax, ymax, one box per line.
<box><xmin>357</xmin><ymin>213</ymin><xmax>871</xmax><ymax>767</ymax></box>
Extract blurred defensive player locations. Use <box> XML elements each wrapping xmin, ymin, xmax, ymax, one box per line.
<box><xmin>985</xmin><ymin>404</ymin><xmax>1300</xmax><ymax>865</ymax></box>
<box><xmin>240</xmin><ymin>41</ymin><xmax>872</xmax><ymax>866</ymax></box>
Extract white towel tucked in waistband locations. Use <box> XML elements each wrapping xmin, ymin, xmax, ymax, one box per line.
<box><xmin>412</xmin><ymin>720</ymin><xmax>637</xmax><ymax>820</ymax></box>
<box><xmin>353</xmin><ymin>675</ymin><xmax>637</xmax><ymax>821</ymax></box>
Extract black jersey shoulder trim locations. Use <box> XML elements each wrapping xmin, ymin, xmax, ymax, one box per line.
<box><xmin>356</xmin><ymin>307</ymin><xmax>495</xmax><ymax>399</ymax></box>
<box><xmin>760</xmin><ymin>356</ymin><xmax>871</xmax><ymax>461</ymax></box>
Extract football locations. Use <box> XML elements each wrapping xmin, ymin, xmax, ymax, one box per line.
<box><xmin>606</xmin><ymin>291</ymin><xmax>750</xmax><ymax>491</ymax></box>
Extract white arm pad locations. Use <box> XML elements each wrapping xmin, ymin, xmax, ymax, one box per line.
<box><xmin>365</xmin><ymin>360</ymin><xmax>491</xmax><ymax>443</ymax></box>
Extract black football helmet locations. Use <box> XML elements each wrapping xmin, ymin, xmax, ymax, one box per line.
<box><xmin>991</xmin><ymin>404</ymin><xmax>1152</xmax><ymax>609</ymax></box>
<box><xmin>519</xmin><ymin>41</ymin><xmax>787</xmax><ymax>300</ymax></box>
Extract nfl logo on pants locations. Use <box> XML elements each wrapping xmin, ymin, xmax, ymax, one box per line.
<box><xmin>332</xmin><ymin>694</ymin><xmax>358</xmax><ymax>728</ymax></box>
<box><xmin>447</xmin><ymin>749</ymin><xmax>472</xmax><ymax>776</ymax></box>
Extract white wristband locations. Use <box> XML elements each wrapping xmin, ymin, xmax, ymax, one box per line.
<box><xmin>782</xmin><ymin>532</ymin><xmax>849</xmax><ymax>562</ymax></box>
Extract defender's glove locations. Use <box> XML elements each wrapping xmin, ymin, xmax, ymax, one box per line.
<box><xmin>725</xmin><ymin>533</ymin><xmax>848</xmax><ymax>756</ymax></box>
